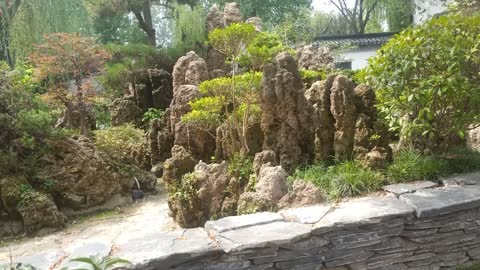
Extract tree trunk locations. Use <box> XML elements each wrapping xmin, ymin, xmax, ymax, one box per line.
<box><xmin>142</xmin><ymin>0</ymin><xmax>156</xmax><ymax>46</ymax></box>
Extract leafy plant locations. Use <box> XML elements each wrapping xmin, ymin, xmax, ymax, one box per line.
<box><xmin>238</xmin><ymin>32</ymin><xmax>288</xmax><ymax>71</ymax></box>
<box><xmin>142</xmin><ymin>108</ymin><xmax>165</xmax><ymax>126</ymax></box>
<box><xmin>367</xmin><ymin>14</ymin><xmax>480</xmax><ymax>152</ymax></box>
<box><xmin>94</xmin><ymin>124</ymin><xmax>145</xmax><ymax>164</ymax></box>
<box><xmin>61</xmin><ymin>255</ymin><xmax>131</xmax><ymax>270</ymax></box>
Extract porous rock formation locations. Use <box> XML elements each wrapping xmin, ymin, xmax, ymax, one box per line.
<box><xmin>17</xmin><ymin>191</ymin><xmax>65</xmax><ymax>234</ymax></box>
<box><xmin>169</xmin><ymin>52</ymin><xmax>215</xmax><ymax>162</ymax></box>
<box><xmin>306</xmin><ymin>75</ymin><xmax>392</xmax><ymax>168</ymax></box>
<box><xmin>278</xmin><ymin>180</ymin><xmax>325</xmax><ymax>209</ymax></box>
<box><xmin>36</xmin><ymin>136</ymin><xmax>153</xmax><ymax>210</ymax></box>
<box><xmin>296</xmin><ymin>45</ymin><xmax>334</xmax><ymax>71</ymax></box>
<box><xmin>110</xmin><ymin>69</ymin><xmax>173</xmax><ymax>126</ymax></box>
<box><xmin>261</xmin><ymin>52</ymin><xmax>316</xmax><ymax>170</ymax></box>
<box><xmin>467</xmin><ymin>127</ymin><xmax>480</xmax><ymax>152</ymax></box>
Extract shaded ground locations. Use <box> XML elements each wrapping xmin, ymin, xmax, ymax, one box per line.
<box><xmin>0</xmin><ymin>192</ymin><xmax>176</xmax><ymax>268</ymax></box>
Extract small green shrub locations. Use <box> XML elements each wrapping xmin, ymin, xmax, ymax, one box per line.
<box><xmin>386</xmin><ymin>149</ymin><xmax>446</xmax><ymax>183</ymax></box>
<box><xmin>16</xmin><ymin>109</ymin><xmax>53</xmax><ymax>137</ymax></box>
<box><xmin>61</xmin><ymin>255</ymin><xmax>131</xmax><ymax>270</ymax></box>
<box><xmin>299</xmin><ymin>69</ymin><xmax>326</xmax><ymax>86</ymax></box>
<box><xmin>441</xmin><ymin>148</ymin><xmax>480</xmax><ymax>175</ymax></box>
<box><xmin>292</xmin><ymin>161</ymin><xmax>385</xmax><ymax>201</ymax></box>
<box><xmin>94</xmin><ymin>124</ymin><xmax>145</xmax><ymax>164</ymax></box>
<box><xmin>142</xmin><ymin>108</ymin><xmax>165</xmax><ymax>126</ymax></box>
<box><xmin>228</xmin><ymin>154</ymin><xmax>254</xmax><ymax>185</ymax></box>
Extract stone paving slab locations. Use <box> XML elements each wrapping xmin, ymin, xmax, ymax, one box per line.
<box><xmin>313</xmin><ymin>197</ymin><xmax>414</xmax><ymax>234</ymax></box>
<box><xmin>400</xmin><ymin>186</ymin><xmax>480</xmax><ymax>218</ymax></box>
<box><xmin>205</xmin><ymin>212</ymin><xmax>283</xmax><ymax>234</ymax></box>
<box><xmin>279</xmin><ymin>205</ymin><xmax>331</xmax><ymax>224</ymax></box>
<box><xmin>1</xmin><ymin>251</ymin><xmax>63</xmax><ymax>270</ymax></box>
<box><xmin>216</xmin><ymin>221</ymin><xmax>312</xmax><ymax>252</ymax></box>
<box><xmin>442</xmin><ymin>171</ymin><xmax>480</xmax><ymax>186</ymax></box>
<box><xmin>383</xmin><ymin>181</ymin><xmax>438</xmax><ymax>196</ymax></box>
<box><xmin>60</xmin><ymin>241</ymin><xmax>112</xmax><ymax>269</ymax></box>
<box><xmin>113</xmin><ymin>228</ymin><xmax>221</xmax><ymax>269</ymax></box>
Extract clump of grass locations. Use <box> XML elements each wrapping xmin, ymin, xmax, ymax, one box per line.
<box><xmin>292</xmin><ymin>160</ymin><xmax>385</xmax><ymax>201</ymax></box>
<box><xmin>386</xmin><ymin>149</ymin><xmax>446</xmax><ymax>183</ymax></box>
<box><xmin>441</xmin><ymin>148</ymin><xmax>480</xmax><ymax>175</ymax></box>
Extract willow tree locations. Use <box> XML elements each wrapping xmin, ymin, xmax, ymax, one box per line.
<box><xmin>0</xmin><ymin>0</ymin><xmax>21</xmax><ymax>66</ymax></box>
<box><xmin>10</xmin><ymin>0</ymin><xmax>93</xmax><ymax>61</ymax></box>
<box><xmin>86</xmin><ymin>0</ymin><xmax>196</xmax><ymax>47</ymax></box>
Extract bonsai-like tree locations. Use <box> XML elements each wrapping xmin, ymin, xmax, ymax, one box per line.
<box><xmin>29</xmin><ymin>33</ymin><xmax>110</xmax><ymax>135</ymax></box>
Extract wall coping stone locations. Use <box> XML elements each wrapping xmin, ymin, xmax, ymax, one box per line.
<box><xmin>312</xmin><ymin>197</ymin><xmax>415</xmax><ymax>234</ymax></box>
<box><xmin>214</xmin><ymin>221</ymin><xmax>312</xmax><ymax>253</ymax></box>
<box><xmin>205</xmin><ymin>212</ymin><xmax>283</xmax><ymax>234</ymax></box>
<box><xmin>279</xmin><ymin>205</ymin><xmax>332</xmax><ymax>224</ymax></box>
<box><xmin>383</xmin><ymin>181</ymin><xmax>438</xmax><ymax>196</ymax></box>
<box><xmin>400</xmin><ymin>185</ymin><xmax>480</xmax><ymax>218</ymax></box>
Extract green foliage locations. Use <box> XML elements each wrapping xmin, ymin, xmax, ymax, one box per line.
<box><xmin>386</xmin><ymin>150</ymin><xmax>446</xmax><ymax>183</ymax></box>
<box><xmin>10</xmin><ymin>0</ymin><xmax>93</xmax><ymax>61</ymax></box>
<box><xmin>172</xmin><ymin>172</ymin><xmax>198</xmax><ymax>202</ymax></box>
<box><xmin>16</xmin><ymin>110</ymin><xmax>53</xmax><ymax>138</ymax></box>
<box><xmin>142</xmin><ymin>108</ymin><xmax>166</xmax><ymax>126</ymax></box>
<box><xmin>182</xmin><ymin>96</ymin><xmax>223</xmax><ymax>129</ymax></box>
<box><xmin>172</xmin><ymin>4</ymin><xmax>207</xmax><ymax>52</ymax></box>
<box><xmin>273</xmin><ymin>9</ymin><xmax>314</xmax><ymax>45</ymax></box>
<box><xmin>442</xmin><ymin>148</ymin><xmax>480</xmax><ymax>174</ymax></box>
<box><xmin>238</xmin><ymin>32</ymin><xmax>288</xmax><ymax>71</ymax></box>
<box><xmin>61</xmin><ymin>255</ymin><xmax>131</xmax><ymax>270</ymax></box>
<box><xmin>1</xmin><ymin>263</ymin><xmax>37</xmax><ymax>270</ymax></box>
<box><xmin>208</xmin><ymin>23</ymin><xmax>257</xmax><ymax>61</ymax></box>
<box><xmin>94</xmin><ymin>124</ymin><xmax>145</xmax><ymax>164</ymax></box>
<box><xmin>299</xmin><ymin>69</ymin><xmax>326</xmax><ymax>86</ymax></box>
<box><xmin>310</xmin><ymin>11</ymin><xmax>351</xmax><ymax>36</ymax></box>
<box><xmin>228</xmin><ymin>154</ymin><xmax>254</xmax><ymax>184</ymax></box>
<box><xmin>93</xmin><ymin>14</ymin><xmax>149</xmax><ymax>45</ymax></box>
<box><xmin>292</xmin><ymin>161</ymin><xmax>385</xmax><ymax>201</ymax></box>
<box><xmin>367</xmin><ymin>14</ymin><xmax>480</xmax><ymax>151</ymax></box>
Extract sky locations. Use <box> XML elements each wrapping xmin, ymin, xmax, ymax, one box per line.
<box><xmin>312</xmin><ymin>0</ymin><xmax>338</xmax><ymax>13</ymax></box>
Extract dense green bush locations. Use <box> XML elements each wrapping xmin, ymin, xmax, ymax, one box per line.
<box><xmin>367</xmin><ymin>14</ymin><xmax>480</xmax><ymax>152</ymax></box>
<box><xmin>94</xmin><ymin>124</ymin><xmax>145</xmax><ymax>164</ymax></box>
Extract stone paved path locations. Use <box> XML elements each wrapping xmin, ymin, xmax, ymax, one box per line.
<box><xmin>0</xmin><ymin>193</ymin><xmax>176</xmax><ymax>269</ymax></box>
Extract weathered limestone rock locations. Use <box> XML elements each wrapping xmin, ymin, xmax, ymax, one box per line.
<box><xmin>296</xmin><ymin>45</ymin><xmax>334</xmax><ymax>71</ymax></box>
<box><xmin>37</xmin><ymin>136</ymin><xmax>136</xmax><ymax>210</ymax></box>
<box><xmin>261</xmin><ymin>52</ymin><xmax>316</xmax><ymax>170</ymax></box>
<box><xmin>146</xmin><ymin>115</ymin><xmax>174</xmax><ymax>167</ymax></box>
<box><xmin>331</xmin><ymin>75</ymin><xmax>357</xmax><ymax>161</ymax></box>
<box><xmin>278</xmin><ymin>181</ymin><xmax>325</xmax><ymax>209</ymax></box>
<box><xmin>0</xmin><ymin>176</ymin><xmax>27</xmax><ymax>218</ymax></box>
<box><xmin>467</xmin><ymin>126</ymin><xmax>480</xmax><ymax>152</ymax></box>
<box><xmin>353</xmin><ymin>84</ymin><xmax>392</xmax><ymax>169</ymax></box>
<box><xmin>253</xmin><ymin>150</ymin><xmax>278</xmax><ymax>176</ymax></box>
<box><xmin>306</xmin><ymin>77</ymin><xmax>335</xmax><ymax>162</ymax></box>
<box><xmin>215</xmin><ymin>122</ymin><xmax>264</xmax><ymax>161</ymax></box>
<box><xmin>110</xmin><ymin>99</ymin><xmax>143</xmax><ymax>126</ymax></box>
<box><xmin>206</xmin><ymin>5</ymin><xmax>225</xmax><ymax>32</ymax></box>
<box><xmin>172</xmin><ymin>52</ymin><xmax>208</xmax><ymax>90</ymax></box>
<box><xmin>224</xmin><ymin>2</ymin><xmax>243</xmax><ymax>26</ymax></box>
<box><xmin>55</xmin><ymin>102</ymin><xmax>96</xmax><ymax>131</ymax></box>
<box><xmin>237</xmin><ymin>164</ymin><xmax>288</xmax><ymax>214</ymax></box>
<box><xmin>246</xmin><ymin>17</ymin><xmax>262</xmax><ymax>31</ymax></box>
<box><xmin>17</xmin><ymin>191</ymin><xmax>64</xmax><ymax>234</ymax></box>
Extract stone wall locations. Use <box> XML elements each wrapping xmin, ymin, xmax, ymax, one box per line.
<box><xmin>113</xmin><ymin>172</ymin><xmax>480</xmax><ymax>270</ymax></box>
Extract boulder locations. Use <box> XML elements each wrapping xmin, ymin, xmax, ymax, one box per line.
<box><xmin>55</xmin><ymin>102</ymin><xmax>96</xmax><ymax>131</ymax></box>
<box><xmin>110</xmin><ymin>99</ymin><xmax>143</xmax><ymax>127</ymax></box>
<box><xmin>149</xmin><ymin>69</ymin><xmax>174</xmax><ymax>110</ymax></box>
<box><xmin>17</xmin><ymin>191</ymin><xmax>64</xmax><ymax>234</ymax></box>
<box><xmin>306</xmin><ymin>77</ymin><xmax>335</xmax><ymax>162</ymax></box>
<box><xmin>172</xmin><ymin>52</ymin><xmax>208</xmax><ymax>90</ymax></box>
<box><xmin>246</xmin><ymin>17</ymin><xmax>262</xmax><ymax>31</ymax></box>
<box><xmin>331</xmin><ymin>75</ymin><xmax>357</xmax><ymax>161</ymax></box>
<box><xmin>256</xmin><ymin>165</ymin><xmax>288</xmax><ymax>202</ymax></box>
<box><xmin>0</xmin><ymin>176</ymin><xmax>27</xmax><ymax>218</ymax></box>
<box><xmin>224</xmin><ymin>2</ymin><xmax>243</xmax><ymax>26</ymax></box>
<box><xmin>279</xmin><ymin>181</ymin><xmax>325</xmax><ymax>209</ymax></box>
<box><xmin>253</xmin><ymin>150</ymin><xmax>278</xmax><ymax>176</ymax></box>
<box><xmin>166</xmin><ymin>158</ymin><xmax>236</xmax><ymax>228</ymax></box>
<box><xmin>163</xmin><ymin>145</ymin><xmax>197</xmax><ymax>195</ymax></box>
<box><xmin>147</xmin><ymin>112</ymin><xmax>174</xmax><ymax>167</ymax></box>
<box><xmin>296</xmin><ymin>45</ymin><xmax>334</xmax><ymax>71</ymax></box>
<box><xmin>467</xmin><ymin>126</ymin><xmax>480</xmax><ymax>152</ymax></box>
<box><xmin>206</xmin><ymin>5</ymin><xmax>225</xmax><ymax>33</ymax></box>
<box><xmin>261</xmin><ymin>52</ymin><xmax>316</xmax><ymax>170</ymax></box>
<box><xmin>37</xmin><ymin>136</ymin><xmax>137</xmax><ymax>210</ymax></box>
<box><xmin>237</xmin><ymin>163</ymin><xmax>288</xmax><ymax>214</ymax></box>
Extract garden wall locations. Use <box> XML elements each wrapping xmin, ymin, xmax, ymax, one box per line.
<box><xmin>113</xmin><ymin>174</ymin><xmax>480</xmax><ymax>270</ymax></box>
